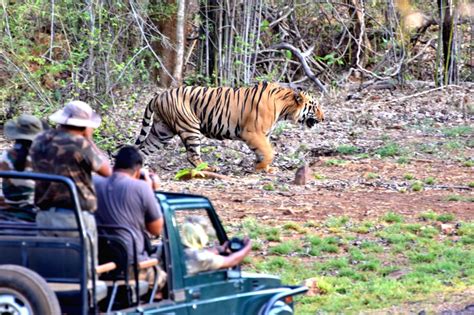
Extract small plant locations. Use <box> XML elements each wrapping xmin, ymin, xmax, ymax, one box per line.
<box><xmin>324</xmin><ymin>159</ymin><xmax>347</xmax><ymax>166</ymax></box>
<box><xmin>411</xmin><ymin>181</ymin><xmax>424</xmax><ymax>192</ymax></box>
<box><xmin>376</xmin><ymin>143</ymin><xmax>401</xmax><ymax>158</ymax></box>
<box><xmin>436</xmin><ymin>213</ymin><xmax>455</xmax><ymax>223</ymax></box>
<box><xmin>383</xmin><ymin>212</ymin><xmax>404</xmax><ymax>223</ymax></box>
<box><xmin>468</xmin><ymin>181</ymin><xmax>474</xmax><ymax>188</ymax></box>
<box><xmin>282</xmin><ymin>222</ymin><xmax>305</xmax><ymax>233</ymax></box>
<box><xmin>463</xmin><ymin>160</ymin><xmax>473</xmax><ymax>167</ymax></box>
<box><xmin>446</xmin><ymin>195</ymin><xmax>474</xmax><ymax>202</ymax></box>
<box><xmin>313</xmin><ymin>173</ymin><xmax>326</xmax><ymax>180</ymax></box>
<box><xmin>269</xmin><ymin>240</ymin><xmax>302</xmax><ymax>255</ymax></box>
<box><xmin>419</xmin><ymin>210</ymin><xmax>437</xmax><ymax>221</ymax></box>
<box><xmin>174</xmin><ymin>162</ymin><xmax>209</xmax><ymax>180</ymax></box>
<box><xmin>262</xmin><ymin>183</ymin><xmax>275</xmax><ymax>191</ymax></box>
<box><xmin>424</xmin><ymin>177</ymin><xmax>436</xmax><ymax>185</ymax></box>
<box><xmin>365</xmin><ymin>172</ymin><xmax>379</xmax><ymax>180</ymax></box>
<box><xmin>397</xmin><ymin>157</ymin><xmax>410</xmax><ymax>164</ymax></box>
<box><xmin>403</xmin><ymin>173</ymin><xmax>415</xmax><ymax>180</ymax></box>
<box><xmin>442</xmin><ymin>125</ymin><xmax>473</xmax><ymax>137</ymax></box>
<box><xmin>324</xmin><ymin>216</ymin><xmax>349</xmax><ymax>228</ymax></box>
<box><xmin>336</xmin><ymin>145</ymin><xmax>360</xmax><ymax>155</ymax></box>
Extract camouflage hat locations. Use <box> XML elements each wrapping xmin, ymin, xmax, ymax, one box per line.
<box><xmin>49</xmin><ymin>100</ymin><xmax>101</xmax><ymax>128</ymax></box>
<box><xmin>4</xmin><ymin>114</ymin><xmax>43</xmax><ymax>141</ymax></box>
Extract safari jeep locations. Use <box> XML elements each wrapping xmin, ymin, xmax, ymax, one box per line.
<box><xmin>0</xmin><ymin>171</ymin><xmax>307</xmax><ymax>314</ymax></box>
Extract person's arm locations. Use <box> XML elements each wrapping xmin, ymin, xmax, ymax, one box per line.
<box><xmin>84</xmin><ymin>128</ymin><xmax>112</xmax><ymax>177</ymax></box>
<box><xmin>146</xmin><ymin>217</ymin><xmax>164</xmax><ymax>236</ymax></box>
<box><xmin>95</xmin><ymin>160</ymin><xmax>112</xmax><ymax>177</ymax></box>
<box><xmin>219</xmin><ymin>238</ymin><xmax>251</xmax><ymax>269</ymax></box>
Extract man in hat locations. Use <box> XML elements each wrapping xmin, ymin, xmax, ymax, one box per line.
<box><xmin>181</xmin><ymin>219</ymin><xmax>251</xmax><ymax>275</ymax></box>
<box><xmin>30</xmin><ymin>100</ymin><xmax>112</xmax><ymax>275</ymax></box>
<box><xmin>0</xmin><ymin>114</ymin><xmax>43</xmax><ymax>221</ymax></box>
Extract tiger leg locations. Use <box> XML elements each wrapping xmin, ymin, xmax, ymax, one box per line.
<box><xmin>138</xmin><ymin>119</ymin><xmax>175</xmax><ymax>156</ymax></box>
<box><xmin>180</xmin><ymin>132</ymin><xmax>219</xmax><ymax>172</ymax></box>
<box><xmin>242</xmin><ymin>133</ymin><xmax>276</xmax><ymax>173</ymax></box>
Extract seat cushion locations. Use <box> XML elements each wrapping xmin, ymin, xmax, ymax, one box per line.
<box><xmin>49</xmin><ymin>280</ymin><xmax>108</xmax><ymax>302</ymax></box>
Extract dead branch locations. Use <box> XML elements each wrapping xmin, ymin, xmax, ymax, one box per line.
<box><xmin>270</xmin><ymin>42</ymin><xmax>327</xmax><ymax>93</ymax></box>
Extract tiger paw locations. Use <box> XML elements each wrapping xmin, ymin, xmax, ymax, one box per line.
<box><xmin>255</xmin><ymin>165</ymin><xmax>277</xmax><ymax>173</ymax></box>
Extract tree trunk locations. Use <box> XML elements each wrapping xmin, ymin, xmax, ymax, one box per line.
<box><xmin>173</xmin><ymin>0</ymin><xmax>186</xmax><ymax>86</ymax></box>
<box><xmin>437</xmin><ymin>0</ymin><xmax>458</xmax><ymax>85</ymax></box>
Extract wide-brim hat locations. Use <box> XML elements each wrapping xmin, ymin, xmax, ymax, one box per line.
<box><xmin>49</xmin><ymin>100</ymin><xmax>101</xmax><ymax>128</ymax></box>
<box><xmin>4</xmin><ymin>114</ymin><xmax>43</xmax><ymax>141</ymax></box>
<box><xmin>181</xmin><ymin>222</ymin><xmax>209</xmax><ymax>249</ymax></box>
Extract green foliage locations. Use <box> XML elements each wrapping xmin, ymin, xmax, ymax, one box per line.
<box><xmin>174</xmin><ymin>162</ymin><xmax>208</xmax><ymax>180</ymax></box>
<box><xmin>446</xmin><ymin>195</ymin><xmax>474</xmax><ymax>202</ymax></box>
<box><xmin>403</xmin><ymin>173</ymin><xmax>415</xmax><ymax>180</ymax></box>
<box><xmin>383</xmin><ymin>212</ymin><xmax>404</xmax><ymax>223</ymax></box>
<box><xmin>336</xmin><ymin>145</ymin><xmax>360</xmax><ymax>155</ymax></box>
<box><xmin>316</xmin><ymin>52</ymin><xmax>344</xmax><ymax>66</ymax></box>
<box><xmin>411</xmin><ymin>181</ymin><xmax>424</xmax><ymax>192</ymax></box>
<box><xmin>442</xmin><ymin>125</ymin><xmax>473</xmax><ymax>137</ymax></box>
<box><xmin>424</xmin><ymin>177</ymin><xmax>436</xmax><ymax>185</ymax></box>
<box><xmin>436</xmin><ymin>213</ymin><xmax>455</xmax><ymax>223</ymax></box>
<box><xmin>313</xmin><ymin>173</ymin><xmax>326</xmax><ymax>180</ymax></box>
<box><xmin>376</xmin><ymin>143</ymin><xmax>401</xmax><ymax>158</ymax></box>
<box><xmin>324</xmin><ymin>159</ymin><xmax>347</xmax><ymax>166</ymax></box>
<box><xmin>262</xmin><ymin>183</ymin><xmax>275</xmax><ymax>191</ymax></box>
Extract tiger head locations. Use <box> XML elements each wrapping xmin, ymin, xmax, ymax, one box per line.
<box><xmin>294</xmin><ymin>91</ymin><xmax>324</xmax><ymax>128</ymax></box>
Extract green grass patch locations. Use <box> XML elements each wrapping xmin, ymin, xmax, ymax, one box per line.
<box><xmin>269</xmin><ymin>240</ymin><xmax>302</xmax><ymax>255</ymax></box>
<box><xmin>324</xmin><ymin>159</ymin><xmax>347</xmax><ymax>166</ymax></box>
<box><xmin>436</xmin><ymin>213</ymin><xmax>455</xmax><ymax>223</ymax></box>
<box><xmin>365</xmin><ymin>172</ymin><xmax>379</xmax><ymax>180</ymax></box>
<box><xmin>442</xmin><ymin>125</ymin><xmax>473</xmax><ymax>137</ymax></box>
<box><xmin>282</xmin><ymin>221</ymin><xmax>306</xmax><ymax>233</ymax></box>
<box><xmin>376</xmin><ymin>143</ymin><xmax>401</xmax><ymax>158</ymax></box>
<box><xmin>411</xmin><ymin>181</ymin><xmax>424</xmax><ymax>192</ymax></box>
<box><xmin>313</xmin><ymin>173</ymin><xmax>326</xmax><ymax>180</ymax></box>
<box><xmin>383</xmin><ymin>212</ymin><xmax>404</xmax><ymax>223</ymax></box>
<box><xmin>446</xmin><ymin>195</ymin><xmax>474</xmax><ymax>202</ymax></box>
<box><xmin>424</xmin><ymin>177</ymin><xmax>436</xmax><ymax>185</ymax></box>
<box><xmin>403</xmin><ymin>173</ymin><xmax>415</xmax><ymax>180</ymax></box>
<box><xmin>247</xmin><ymin>216</ymin><xmax>474</xmax><ymax>314</ymax></box>
<box><xmin>336</xmin><ymin>145</ymin><xmax>360</xmax><ymax>155</ymax></box>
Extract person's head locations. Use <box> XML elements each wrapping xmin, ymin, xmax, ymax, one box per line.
<box><xmin>49</xmin><ymin>101</ymin><xmax>101</xmax><ymax>134</ymax></box>
<box><xmin>4</xmin><ymin>114</ymin><xmax>43</xmax><ymax>143</ymax></box>
<box><xmin>4</xmin><ymin>114</ymin><xmax>43</xmax><ymax>171</ymax></box>
<box><xmin>113</xmin><ymin>145</ymin><xmax>144</xmax><ymax>176</ymax></box>
<box><xmin>181</xmin><ymin>221</ymin><xmax>209</xmax><ymax>250</ymax></box>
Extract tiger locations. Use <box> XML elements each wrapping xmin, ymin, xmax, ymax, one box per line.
<box><xmin>135</xmin><ymin>81</ymin><xmax>324</xmax><ymax>172</ymax></box>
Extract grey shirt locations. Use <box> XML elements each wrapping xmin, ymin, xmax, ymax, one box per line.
<box><xmin>94</xmin><ymin>173</ymin><xmax>162</xmax><ymax>262</ymax></box>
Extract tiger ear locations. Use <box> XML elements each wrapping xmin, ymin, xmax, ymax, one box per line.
<box><xmin>294</xmin><ymin>91</ymin><xmax>304</xmax><ymax>104</ymax></box>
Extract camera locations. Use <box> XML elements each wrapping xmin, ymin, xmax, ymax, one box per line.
<box><xmin>228</xmin><ymin>237</ymin><xmax>245</xmax><ymax>252</ymax></box>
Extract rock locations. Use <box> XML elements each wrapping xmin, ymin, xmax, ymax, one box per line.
<box><xmin>441</xmin><ymin>223</ymin><xmax>455</xmax><ymax>235</ymax></box>
<box><xmin>294</xmin><ymin>165</ymin><xmax>311</xmax><ymax>185</ymax></box>
<box><xmin>301</xmin><ymin>278</ymin><xmax>320</xmax><ymax>296</ymax></box>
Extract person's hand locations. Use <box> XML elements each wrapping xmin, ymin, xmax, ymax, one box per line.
<box><xmin>140</xmin><ymin>168</ymin><xmax>160</xmax><ymax>191</ymax></box>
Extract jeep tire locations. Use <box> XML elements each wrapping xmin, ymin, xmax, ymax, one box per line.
<box><xmin>0</xmin><ymin>264</ymin><xmax>61</xmax><ymax>315</ymax></box>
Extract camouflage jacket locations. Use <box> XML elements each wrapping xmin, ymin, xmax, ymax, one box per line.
<box><xmin>184</xmin><ymin>247</ymin><xmax>225</xmax><ymax>275</ymax></box>
<box><xmin>29</xmin><ymin>129</ymin><xmax>106</xmax><ymax>212</ymax></box>
<box><xmin>0</xmin><ymin>149</ymin><xmax>35</xmax><ymax>206</ymax></box>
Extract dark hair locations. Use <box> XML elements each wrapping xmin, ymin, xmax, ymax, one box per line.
<box><xmin>61</xmin><ymin>124</ymin><xmax>86</xmax><ymax>131</ymax></box>
<box><xmin>113</xmin><ymin>146</ymin><xmax>143</xmax><ymax>171</ymax></box>
<box><xmin>13</xmin><ymin>139</ymin><xmax>33</xmax><ymax>171</ymax></box>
